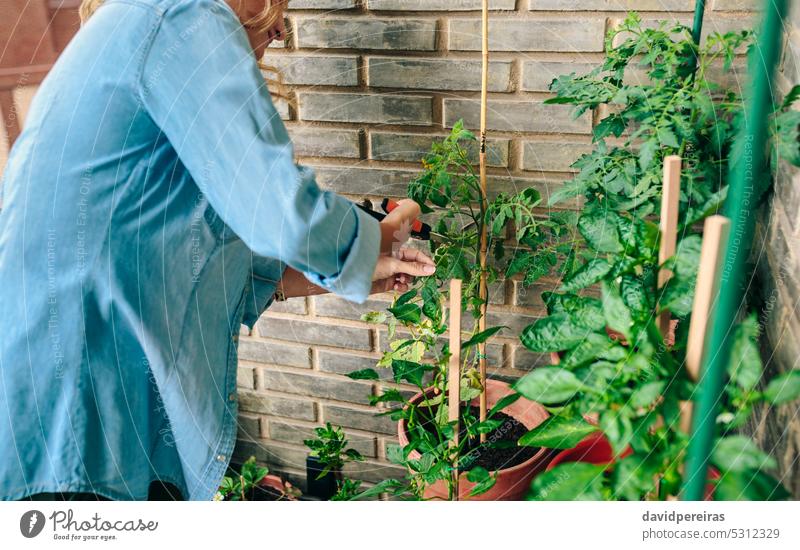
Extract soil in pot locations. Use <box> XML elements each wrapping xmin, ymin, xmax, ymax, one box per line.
<box><xmin>415</xmin><ymin>404</ymin><xmax>540</xmax><ymax>471</ymax></box>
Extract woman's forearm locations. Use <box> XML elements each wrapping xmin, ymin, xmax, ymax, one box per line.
<box><xmin>278</xmin><ymin>267</ymin><xmax>329</xmax><ymax>299</ymax></box>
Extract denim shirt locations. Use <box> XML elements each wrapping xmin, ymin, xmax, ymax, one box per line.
<box><xmin>0</xmin><ymin>0</ymin><xmax>379</xmax><ymax>500</ymax></box>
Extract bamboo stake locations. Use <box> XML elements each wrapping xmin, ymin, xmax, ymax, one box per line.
<box><xmin>448</xmin><ymin>279</ymin><xmax>463</xmax><ymax>501</ymax></box>
<box><xmin>477</xmin><ymin>0</ymin><xmax>490</xmax><ymax>445</ymax></box>
<box><xmin>658</xmin><ymin>156</ymin><xmax>682</xmax><ymax>337</ymax></box>
<box><xmin>685</xmin><ymin>215</ymin><xmax>731</xmax><ymax>381</ymax></box>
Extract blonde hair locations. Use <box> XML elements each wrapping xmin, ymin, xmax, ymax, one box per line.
<box><xmin>79</xmin><ymin>0</ymin><xmax>287</xmax><ymax>99</ymax></box>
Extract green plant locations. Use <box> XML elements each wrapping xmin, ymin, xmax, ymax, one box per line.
<box><xmin>304</xmin><ymin>422</ymin><xmax>365</xmax><ymax>499</ymax></box>
<box><xmin>508</xmin><ymin>13</ymin><xmax>800</xmax><ymax>501</ymax></box>
<box><xmin>339</xmin><ymin>120</ymin><xmax>548</xmax><ymax>500</ymax></box>
<box><xmin>216</xmin><ymin>456</ymin><xmax>298</xmax><ymax>501</ymax></box>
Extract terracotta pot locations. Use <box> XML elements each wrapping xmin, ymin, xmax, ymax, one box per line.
<box><xmin>398</xmin><ymin>379</ymin><xmax>551</xmax><ymax>500</ymax></box>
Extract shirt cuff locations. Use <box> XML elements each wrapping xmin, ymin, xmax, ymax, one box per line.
<box><xmin>242</xmin><ymin>256</ymin><xmax>288</xmax><ymax>329</ymax></box>
<box><xmin>304</xmin><ymin>204</ymin><xmax>381</xmax><ymax>304</ymax></box>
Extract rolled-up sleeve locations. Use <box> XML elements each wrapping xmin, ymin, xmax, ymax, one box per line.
<box><xmin>139</xmin><ymin>0</ymin><xmax>379</xmax><ymax>303</ymax></box>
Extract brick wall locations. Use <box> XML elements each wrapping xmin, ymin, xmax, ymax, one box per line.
<box><xmin>234</xmin><ymin>0</ymin><xmax>775</xmax><ymax>493</ymax></box>
<box><xmin>750</xmin><ymin>1</ymin><xmax>800</xmax><ymax>498</ymax></box>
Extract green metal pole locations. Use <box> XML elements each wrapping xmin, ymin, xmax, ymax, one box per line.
<box><xmin>682</xmin><ymin>0</ymin><xmax>789</xmax><ymax>501</ymax></box>
<box><xmin>691</xmin><ymin>0</ymin><xmax>707</xmax><ymax>45</ymax></box>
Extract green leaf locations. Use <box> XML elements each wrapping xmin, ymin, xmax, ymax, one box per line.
<box><xmin>513</xmin><ymin>367</ymin><xmax>588</xmax><ymax>404</ymax></box>
<box><xmin>601</xmin><ymin>281</ymin><xmax>634</xmax><ymax>340</ymax></box>
<box><xmin>728</xmin><ymin>316</ymin><xmax>762</xmax><ymax>392</ymax></box>
<box><xmin>461</xmin><ymin>326</ymin><xmax>505</xmax><ymax>349</ymax></box>
<box><xmin>360</xmin><ymin>311</ymin><xmax>387</xmax><ymax>324</ymax></box>
<box><xmin>467</xmin><ymin>467</ymin><xmax>497</xmax><ymax>497</ymax></box>
<box><xmin>518</xmin><ymin>415</ymin><xmax>598</xmax><ymax>449</ymax></box>
<box><xmin>520</xmin><ymin>313</ymin><xmax>595</xmax><ymax>352</ymax></box>
<box><xmin>578</xmin><ymin>209</ymin><xmax>623</xmax><ymax>253</ymax></box>
<box><xmin>559</xmin><ymin>258</ymin><xmax>613</xmax><ymax>293</ymax></box>
<box><xmin>711</xmin><ymin>436</ymin><xmax>777</xmax><ymax>473</ymax></box>
<box><xmin>391</xmin><ymin>360</ymin><xmax>429</xmax><ymax>387</ymax></box>
<box><xmin>713</xmin><ymin>470</ymin><xmax>790</xmax><ymax>501</ymax></box>
<box><xmin>528</xmin><ymin>462</ymin><xmax>606</xmax><ymax>500</ymax></box>
<box><xmin>347</xmin><ymin>368</ymin><xmax>380</xmax><ymax>381</ymax></box>
<box><xmin>630</xmin><ymin>381</ymin><xmax>665</xmax><ymax>409</ymax></box>
<box><xmin>763</xmin><ymin>370</ymin><xmax>800</xmax><ymax>405</ymax></box>
<box><xmin>488</xmin><ymin>393</ymin><xmax>521</xmax><ymax>418</ymax></box>
<box><xmin>599</xmin><ymin>409</ymin><xmax>633</xmax><ymax>457</ymax></box>
<box><xmin>388</xmin><ymin>303</ymin><xmax>422</xmax><ymax>324</ymax></box>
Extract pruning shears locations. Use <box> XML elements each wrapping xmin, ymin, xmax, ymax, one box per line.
<box><xmin>356</xmin><ymin>198</ymin><xmax>432</xmax><ymax>241</ymax></box>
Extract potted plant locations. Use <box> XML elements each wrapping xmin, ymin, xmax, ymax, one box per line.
<box><xmin>215</xmin><ymin>456</ymin><xmax>299</xmax><ymax>501</ymax></box>
<box><xmin>303</xmin><ymin>422</ymin><xmax>365</xmax><ymax>501</ymax></box>
<box><xmin>346</xmin><ymin>120</ymin><xmax>562</xmax><ymax>500</ymax></box>
<box><xmin>504</xmin><ymin>14</ymin><xmax>800</xmax><ymax>501</ymax></box>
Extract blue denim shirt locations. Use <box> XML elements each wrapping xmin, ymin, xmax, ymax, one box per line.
<box><xmin>0</xmin><ymin>0</ymin><xmax>380</xmax><ymax>501</ymax></box>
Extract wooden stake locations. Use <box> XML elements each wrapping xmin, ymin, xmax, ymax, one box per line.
<box><xmin>477</xmin><ymin>0</ymin><xmax>490</xmax><ymax>445</ymax></box>
<box><xmin>448</xmin><ymin>279</ymin><xmax>463</xmax><ymax>500</ymax></box>
<box><xmin>685</xmin><ymin>215</ymin><xmax>731</xmax><ymax>382</ymax></box>
<box><xmin>658</xmin><ymin>156</ymin><xmax>682</xmax><ymax>337</ymax></box>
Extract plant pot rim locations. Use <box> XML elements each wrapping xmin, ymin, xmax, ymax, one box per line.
<box><xmin>398</xmin><ymin>379</ymin><xmax>550</xmax><ymax>477</ymax></box>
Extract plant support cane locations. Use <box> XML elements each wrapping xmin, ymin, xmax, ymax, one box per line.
<box><xmin>683</xmin><ymin>0</ymin><xmax>789</xmax><ymax>501</ymax></box>
<box><xmin>657</xmin><ymin>156</ymin><xmax>681</xmax><ymax>336</ymax></box>
<box><xmin>477</xmin><ymin>0</ymin><xmax>490</xmax><ymax>444</ymax></box>
<box><xmin>448</xmin><ymin>279</ymin><xmax>462</xmax><ymax>501</ymax></box>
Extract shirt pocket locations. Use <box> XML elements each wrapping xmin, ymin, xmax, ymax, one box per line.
<box><xmin>203</xmin><ymin>203</ymin><xmax>242</xmax><ymax>244</ymax></box>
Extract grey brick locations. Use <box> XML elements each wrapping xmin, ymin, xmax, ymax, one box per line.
<box><xmin>269</xmin><ymin>420</ymin><xmax>377</xmax><ymax>457</ymax></box>
<box><xmin>238</xmin><ymin>390</ymin><xmax>317</xmax><ymax>421</ymax></box>
<box><xmin>317</xmin><ymin>350</ymin><xmax>391</xmax><ymax>380</ymax></box>
<box><xmin>511</xmin><ymin>345</ymin><xmax>555</xmax><ymax>372</ymax></box>
<box><xmin>296</xmin><ymin>17</ymin><xmax>437</xmax><ymax>51</ymax></box>
<box><xmin>237</xmin><ymin>338</ymin><xmax>312</xmax><ymax>368</ymax></box>
<box><xmin>257</xmin><ymin>317</ymin><xmax>373</xmax><ymax>351</ymax></box>
<box><xmin>512</xmin><ymin>279</ymin><xmax>561</xmax><ymax>311</ymax></box>
<box><xmin>288</xmin><ymin>127</ymin><xmax>361</xmax><ymax>159</ymax></box>
<box><xmin>342</xmin><ymin>459</ymin><xmax>406</xmax><ymax>484</ymax></box>
<box><xmin>260</xmin><ymin>369</ymin><xmax>373</xmax><ymax>405</ymax></box>
<box><xmin>274</xmin><ymin>97</ymin><xmax>292</xmax><ymax>120</ymax></box>
<box><xmin>370</xmin><ymin>132</ymin><xmax>509</xmax><ymax>167</ymax></box>
<box><xmin>530</xmin><ymin>0</ymin><xmax>694</xmax><ymax>10</ymax></box>
<box><xmin>522</xmin><ymin>141</ymin><xmax>593</xmax><ymax>172</ymax></box>
<box><xmin>485</xmin><ymin>309</ymin><xmax>541</xmax><ymax>339</ymax></box>
<box><xmin>237</xmin><ymin>413</ymin><xmax>262</xmax><ymax>440</ymax></box>
<box><xmin>449</xmin><ymin>19</ymin><xmax>605</xmax><ymax>52</ymax></box>
<box><xmin>712</xmin><ymin>0</ymin><xmax>760</xmax><ymax>10</ymax></box>
<box><xmin>368</xmin><ymin>57</ymin><xmax>512</xmax><ymax>92</ymax></box>
<box><xmin>369</xmin><ymin>0</ymin><xmax>515</xmax><ymax>10</ymax></box>
<box><xmin>314</xmin><ymin>294</ymin><xmax>391</xmax><ymax>322</ymax></box>
<box><xmin>267</xmin><ymin>296</ymin><xmax>309</xmax><ymax>315</ymax></box>
<box><xmin>299</xmin><ymin>92</ymin><xmax>433</xmax><ymax>125</ymax></box>
<box><xmin>237</xmin><ymin>365</ymin><xmax>256</xmax><ymax>389</ymax></box>
<box><xmin>313</xmin><ymin>165</ymin><xmax>418</xmax><ymax>197</ymax></box>
<box><xmin>290</xmin><ymin>0</ymin><xmax>357</xmax><ymax>8</ymax></box>
<box><xmin>264</xmin><ymin>54</ymin><xmax>358</xmax><ymax>87</ymax></box>
<box><xmin>522</xmin><ymin>60</ymin><xmax>596</xmax><ymax>92</ymax></box>
<box><xmin>324</xmin><ymin>404</ymin><xmax>397</xmax><ymax>434</ymax></box>
<box><xmin>443</xmin><ymin>98</ymin><xmax>591</xmax><ymax>134</ymax></box>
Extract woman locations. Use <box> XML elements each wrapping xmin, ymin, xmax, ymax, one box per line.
<box><xmin>0</xmin><ymin>0</ymin><xmax>434</xmax><ymax>501</ymax></box>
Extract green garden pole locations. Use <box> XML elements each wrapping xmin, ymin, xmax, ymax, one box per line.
<box><xmin>691</xmin><ymin>0</ymin><xmax>707</xmax><ymax>45</ymax></box>
<box><xmin>682</xmin><ymin>0</ymin><xmax>789</xmax><ymax>500</ymax></box>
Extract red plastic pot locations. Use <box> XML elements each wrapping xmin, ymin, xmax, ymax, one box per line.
<box><xmin>546</xmin><ymin>432</ymin><xmax>631</xmax><ymax>471</ymax></box>
<box><xmin>398</xmin><ymin>379</ymin><xmax>552</xmax><ymax>501</ymax></box>
<box><xmin>547</xmin><ymin>433</ymin><xmax>720</xmax><ymax>501</ymax></box>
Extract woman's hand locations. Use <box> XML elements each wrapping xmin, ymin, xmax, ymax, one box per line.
<box><xmin>371</xmin><ymin>247</ymin><xmax>435</xmax><ymax>293</ymax></box>
<box><xmin>372</xmin><ymin>199</ymin><xmax>436</xmax><ymax>294</ymax></box>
